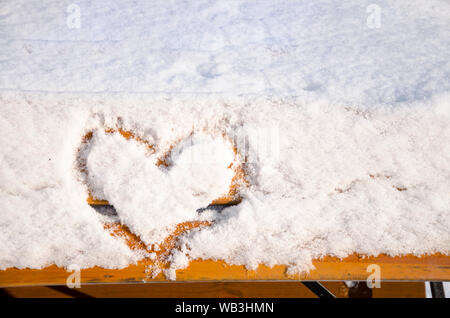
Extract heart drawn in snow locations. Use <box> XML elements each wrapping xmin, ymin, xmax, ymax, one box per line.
<box><xmin>76</xmin><ymin>125</ymin><xmax>246</xmax><ymax>274</ymax></box>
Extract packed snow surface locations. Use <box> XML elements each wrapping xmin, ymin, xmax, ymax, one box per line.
<box><xmin>1</xmin><ymin>0</ymin><xmax>450</xmax><ymax>278</ymax></box>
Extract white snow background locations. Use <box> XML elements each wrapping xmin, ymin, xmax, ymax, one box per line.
<box><xmin>0</xmin><ymin>0</ymin><xmax>450</xmax><ymax>279</ymax></box>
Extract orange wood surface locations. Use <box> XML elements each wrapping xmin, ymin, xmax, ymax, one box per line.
<box><xmin>0</xmin><ymin>282</ymin><xmax>425</xmax><ymax>298</ymax></box>
<box><xmin>1</xmin><ymin>253</ymin><xmax>449</xmax><ymax>288</ymax></box>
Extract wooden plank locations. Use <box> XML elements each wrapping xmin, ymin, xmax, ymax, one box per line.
<box><xmin>1</xmin><ymin>254</ymin><xmax>449</xmax><ymax>288</ymax></box>
<box><xmin>372</xmin><ymin>282</ymin><xmax>425</xmax><ymax>298</ymax></box>
<box><xmin>0</xmin><ymin>282</ymin><xmax>426</xmax><ymax>298</ymax></box>
<box><xmin>0</xmin><ymin>282</ymin><xmax>319</xmax><ymax>298</ymax></box>
<box><xmin>321</xmin><ymin>281</ymin><xmax>426</xmax><ymax>298</ymax></box>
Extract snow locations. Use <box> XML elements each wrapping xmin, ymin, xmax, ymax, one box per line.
<box><xmin>0</xmin><ymin>0</ymin><xmax>450</xmax><ymax>279</ymax></box>
<box><xmin>2</xmin><ymin>0</ymin><xmax>450</xmax><ymax>104</ymax></box>
<box><xmin>82</xmin><ymin>129</ymin><xmax>236</xmax><ymax>244</ymax></box>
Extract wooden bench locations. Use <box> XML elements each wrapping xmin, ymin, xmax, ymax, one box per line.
<box><xmin>1</xmin><ymin>128</ymin><xmax>449</xmax><ymax>297</ymax></box>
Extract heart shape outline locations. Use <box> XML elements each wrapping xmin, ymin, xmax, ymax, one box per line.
<box><xmin>75</xmin><ymin>123</ymin><xmax>247</xmax><ymax>277</ymax></box>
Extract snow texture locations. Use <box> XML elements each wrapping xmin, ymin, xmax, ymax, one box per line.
<box><xmin>0</xmin><ymin>0</ymin><xmax>449</xmax><ymax>279</ymax></box>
